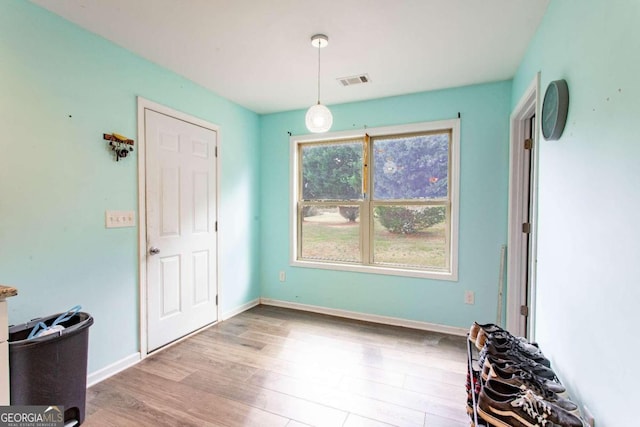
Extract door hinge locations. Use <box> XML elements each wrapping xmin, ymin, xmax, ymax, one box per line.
<box><xmin>215</xmin><ymin>221</ymin><xmax>218</xmax><ymax>232</ymax></box>
<box><xmin>215</xmin><ymin>295</ymin><xmax>218</xmax><ymax>306</ymax></box>
<box><xmin>215</xmin><ymin>146</ymin><xmax>218</xmax><ymax>157</ymax></box>
<box><xmin>522</xmin><ymin>222</ymin><xmax>531</xmax><ymax>233</ymax></box>
<box><xmin>524</xmin><ymin>138</ymin><xmax>533</xmax><ymax>150</ymax></box>
<box><xmin>520</xmin><ymin>305</ymin><xmax>529</xmax><ymax>316</ymax></box>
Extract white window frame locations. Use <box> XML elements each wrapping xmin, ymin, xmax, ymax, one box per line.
<box><xmin>290</xmin><ymin>119</ymin><xmax>460</xmax><ymax>281</ymax></box>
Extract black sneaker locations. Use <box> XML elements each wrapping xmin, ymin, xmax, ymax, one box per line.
<box><xmin>478</xmin><ymin>385</ymin><xmax>587</xmax><ymax>427</ymax></box>
<box><xmin>484</xmin><ymin>339</ymin><xmax>552</xmax><ymax>368</ymax></box>
<box><xmin>483</xmin><ymin>354</ymin><xmax>558</xmax><ymax>381</ymax></box>
<box><xmin>490</xmin><ymin>330</ymin><xmax>540</xmax><ymax>352</ymax></box>
<box><xmin>484</xmin><ymin>378</ymin><xmax>578</xmax><ymax>414</ymax></box>
<box><xmin>489</xmin><ymin>363</ymin><xmax>566</xmax><ymax>395</ymax></box>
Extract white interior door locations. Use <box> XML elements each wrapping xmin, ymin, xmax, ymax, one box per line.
<box><xmin>145</xmin><ymin>109</ymin><xmax>218</xmax><ymax>352</ymax></box>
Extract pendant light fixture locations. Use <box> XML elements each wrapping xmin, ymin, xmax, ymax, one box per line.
<box><xmin>305</xmin><ymin>34</ymin><xmax>333</xmax><ymax>133</ymax></box>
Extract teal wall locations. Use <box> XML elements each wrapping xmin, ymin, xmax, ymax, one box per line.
<box><xmin>260</xmin><ymin>81</ymin><xmax>511</xmax><ymax>329</ymax></box>
<box><xmin>9</xmin><ymin>4</ymin><xmax>635</xmax><ymax>422</ymax></box>
<box><xmin>512</xmin><ymin>0</ymin><xmax>640</xmax><ymax>424</ymax></box>
<box><xmin>0</xmin><ymin>1</ymin><xmax>261</xmax><ymax>373</ymax></box>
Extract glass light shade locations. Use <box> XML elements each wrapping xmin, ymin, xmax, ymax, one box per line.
<box><xmin>305</xmin><ymin>103</ymin><xmax>333</xmax><ymax>133</ymax></box>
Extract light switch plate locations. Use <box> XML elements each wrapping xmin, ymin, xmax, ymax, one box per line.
<box><xmin>106</xmin><ymin>210</ymin><xmax>135</xmax><ymax>228</ymax></box>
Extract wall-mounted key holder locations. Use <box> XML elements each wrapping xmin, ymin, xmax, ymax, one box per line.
<box><xmin>103</xmin><ymin>133</ymin><xmax>134</xmax><ymax>161</ymax></box>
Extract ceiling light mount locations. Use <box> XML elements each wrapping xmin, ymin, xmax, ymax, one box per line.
<box><xmin>310</xmin><ymin>34</ymin><xmax>329</xmax><ymax>49</ymax></box>
<box><xmin>305</xmin><ymin>34</ymin><xmax>333</xmax><ymax>133</ymax></box>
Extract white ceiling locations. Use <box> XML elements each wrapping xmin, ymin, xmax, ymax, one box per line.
<box><xmin>31</xmin><ymin>0</ymin><xmax>549</xmax><ymax>114</ymax></box>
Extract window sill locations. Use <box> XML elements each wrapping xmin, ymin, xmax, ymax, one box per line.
<box><xmin>291</xmin><ymin>259</ymin><xmax>458</xmax><ymax>281</ymax></box>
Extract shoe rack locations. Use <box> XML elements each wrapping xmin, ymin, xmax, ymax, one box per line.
<box><xmin>466</xmin><ymin>334</ymin><xmax>492</xmax><ymax>427</ymax></box>
<box><xmin>466</xmin><ymin>327</ymin><xmax>589</xmax><ymax>427</ymax></box>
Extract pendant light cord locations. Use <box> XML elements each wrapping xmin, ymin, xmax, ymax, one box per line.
<box><xmin>317</xmin><ymin>40</ymin><xmax>321</xmax><ymax>104</ymax></box>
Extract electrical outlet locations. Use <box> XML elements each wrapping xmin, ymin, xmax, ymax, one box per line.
<box><xmin>464</xmin><ymin>290</ymin><xmax>475</xmax><ymax>305</ymax></box>
<box><xmin>279</xmin><ymin>271</ymin><xmax>286</xmax><ymax>282</ymax></box>
<box><xmin>106</xmin><ymin>210</ymin><xmax>135</xmax><ymax>228</ymax></box>
<box><xmin>583</xmin><ymin>406</ymin><xmax>595</xmax><ymax>427</ymax></box>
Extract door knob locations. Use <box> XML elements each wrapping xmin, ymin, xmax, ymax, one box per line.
<box><xmin>149</xmin><ymin>247</ymin><xmax>160</xmax><ymax>255</ymax></box>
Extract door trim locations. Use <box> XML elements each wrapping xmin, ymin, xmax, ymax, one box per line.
<box><xmin>506</xmin><ymin>74</ymin><xmax>540</xmax><ymax>338</ymax></box>
<box><xmin>137</xmin><ymin>97</ymin><xmax>221</xmax><ymax>358</ymax></box>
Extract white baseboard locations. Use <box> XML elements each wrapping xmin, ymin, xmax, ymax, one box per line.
<box><xmin>259</xmin><ymin>298</ymin><xmax>468</xmax><ymax>336</ymax></box>
<box><xmin>87</xmin><ymin>352</ymin><xmax>140</xmax><ymax>388</ymax></box>
<box><xmin>222</xmin><ymin>298</ymin><xmax>260</xmax><ymax>320</ymax></box>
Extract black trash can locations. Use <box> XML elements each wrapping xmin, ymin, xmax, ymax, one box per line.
<box><xmin>9</xmin><ymin>311</ymin><xmax>94</xmax><ymax>425</ymax></box>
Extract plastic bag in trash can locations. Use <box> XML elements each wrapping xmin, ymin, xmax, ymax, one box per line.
<box><xmin>27</xmin><ymin>305</ymin><xmax>81</xmax><ymax>339</ymax></box>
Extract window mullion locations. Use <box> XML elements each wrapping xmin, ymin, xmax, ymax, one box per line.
<box><xmin>363</xmin><ymin>134</ymin><xmax>370</xmax><ymax>198</ymax></box>
<box><xmin>364</xmin><ymin>135</ymin><xmax>374</xmax><ymax>266</ymax></box>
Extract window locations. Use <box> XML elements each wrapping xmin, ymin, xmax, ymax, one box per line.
<box><xmin>291</xmin><ymin>120</ymin><xmax>459</xmax><ymax>280</ymax></box>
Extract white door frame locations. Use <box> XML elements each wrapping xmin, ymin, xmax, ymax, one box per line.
<box><xmin>506</xmin><ymin>74</ymin><xmax>540</xmax><ymax>338</ymax></box>
<box><xmin>137</xmin><ymin>97</ymin><xmax>221</xmax><ymax>358</ymax></box>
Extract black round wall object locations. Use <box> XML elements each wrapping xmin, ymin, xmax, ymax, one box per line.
<box><xmin>541</xmin><ymin>79</ymin><xmax>569</xmax><ymax>140</ymax></box>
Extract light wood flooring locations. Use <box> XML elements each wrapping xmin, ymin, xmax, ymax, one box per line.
<box><xmin>84</xmin><ymin>305</ymin><xmax>469</xmax><ymax>427</ymax></box>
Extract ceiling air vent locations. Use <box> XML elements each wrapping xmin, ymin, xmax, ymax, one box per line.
<box><xmin>338</xmin><ymin>74</ymin><xmax>370</xmax><ymax>87</ymax></box>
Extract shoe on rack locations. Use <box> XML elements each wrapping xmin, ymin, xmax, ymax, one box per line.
<box><xmin>484</xmin><ymin>378</ymin><xmax>578</xmax><ymax>415</ymax></box>
<box><xmin>469</xmin><ymin>322</ymin><xmax>504</xmax><ymax>348</ymax></box>
<box><xmin>489</xmin><ymin>330</ymin><xmax>540</xmax><ymax>353</ymax></box>
<box><xmin>478</xmin><ymin>386</ymin><xmax>587</xmax><ymax>427</ymax></box>
<box><xmin>483</xmin><ymin>354</ymin><xmax>558</xmax><ymax>381</ymax></box>
<box><xmin>469</xmin><ymin>322</ymin><xmax>481</xmax><ymax>343</ymax></box>
<box><xmin>478</xmin><ymin>339</ymin><xmax>549</xmax><ymax>374</ymax></box>
<box><xmin>489</xmin><ymin>363</ymin><xmax>566</xmax><ymax>395</ymax></box>
<box><xmin>476</xmin><ymin>325</ymin><xmax>540</xmax><ymax>351</ymax></box>
<box><xmin>483</xmin><ymin>339</ymin><xmax>552</xmax><ymax>368</ymax></box>
<box><xmin>482</xmin><ymin>346</ymin><xmax>554</xmax><ymax>378</ymax></box>
<box><xmin>476</xmin><ymin>323</ymin><xmax>508</xmax><ymax>350</ymax></box>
